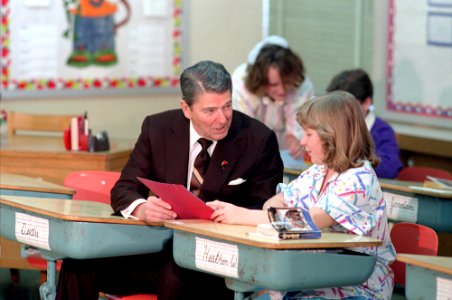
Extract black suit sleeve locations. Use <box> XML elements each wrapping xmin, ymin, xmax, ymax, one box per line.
<box><xmin>110</xmin><ymin>116</ymin><xmax>159</xmax><ymax>213</ymax></box>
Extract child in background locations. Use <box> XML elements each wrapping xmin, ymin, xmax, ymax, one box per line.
<box><xmin>326</xmin><ymin>69</ymin><xmax>403</xmax><ymax>179</ymax></box>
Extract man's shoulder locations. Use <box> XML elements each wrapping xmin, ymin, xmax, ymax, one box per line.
<box><xmin>141</xmin><ymin>110</ymin><xmax>187</xmax><ymax>134</ymax></box>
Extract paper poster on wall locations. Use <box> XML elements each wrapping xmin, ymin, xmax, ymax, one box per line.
<box><xmin>0</xmin><ymin>0</ymin><xmax>185</xmax><ymax>96</ymax></box>
<box><xmin>386</xmin><ymin>0</ymin><xmax>452</xmax><ymax>122</ymax></box>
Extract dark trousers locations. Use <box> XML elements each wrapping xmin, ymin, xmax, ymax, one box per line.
<box><xmin>55</xmin><ymin>242</ymin><xmax>234</xmax><ymax>300</ymax></box>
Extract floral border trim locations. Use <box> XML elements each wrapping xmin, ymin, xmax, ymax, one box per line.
<box><xmin>385</xmin><ymin>0</ymin><xmax>451</xmax><ymax>119</ymax></box>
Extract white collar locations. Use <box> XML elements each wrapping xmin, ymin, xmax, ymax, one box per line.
<box><xmin>189</xmin><ymin>122</ymin><xmax>217</xmax><ymax>154</ymax></box>
<box><xmin>365</xmin><ymin>111</ymin><xmax>376</xmax><ymax>130</ymax></box>
<box><xmin>262</xmin><ymin>96</ymin><xmax>284</xmax><ymax>106</ymax></box>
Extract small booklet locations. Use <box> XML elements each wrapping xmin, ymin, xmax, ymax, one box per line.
<box><xmin>249</xmin><ymin>207</ymin><xmax>321</xmax><ymax>240</ymax></box>
<box><xmin>137</xmin><ymin>177</ymin><xmax>214</xmax><ymax>220</ymax></box>
<box><xmin>426</xmin><ymin>176</ymin><xmax>452</xmax><ymax>190</ymax></box>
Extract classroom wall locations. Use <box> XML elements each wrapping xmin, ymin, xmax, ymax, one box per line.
<box><xmin>0</xmin><ymin>0</ymin><xmax>263</xmax><ymax>140</ymax></box>
<box><xmin>269</xmin><ymin>0</ymin><xmax>452</xmax><ymax>172</ymax></box>
<box><xmin>1</xmin><ymin>0</ymin><xmax>450</xmax><ymax>172</ymax></box>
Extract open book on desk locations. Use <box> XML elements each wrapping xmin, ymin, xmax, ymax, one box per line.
<box><xmin>137</xmin><ymin>177</ymin><xmax>214</xmax><ymax>219</ymax></box>
<box><xmin>248</xmin><ymin>207</ymin><xmax>321</xmax><ymax>240</ymax></box>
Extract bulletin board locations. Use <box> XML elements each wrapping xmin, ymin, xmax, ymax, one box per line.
<box><xmin>0</xmin><ymin>0</ymin><xmax>187</xmax><ymax>98</ymax></box>
<box><xmin>385</xmin><ymin>0</ymin><xmax>452</xmax><ymax>128</ymax></box>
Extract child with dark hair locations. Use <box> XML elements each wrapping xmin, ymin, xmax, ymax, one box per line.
<box><xmin>327</xmin><ymin>69</ymin><xmax>403</xmax><ymax>179</ymax></box>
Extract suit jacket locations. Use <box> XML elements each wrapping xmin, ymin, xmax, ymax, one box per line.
<box><xmin>111</xmin><ymin>109</ymin><xmax>283</xmax><ymax>213</ymax></box>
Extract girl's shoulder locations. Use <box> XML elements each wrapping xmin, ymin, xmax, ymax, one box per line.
<box><xmin>337</xmin><ymin>161</ymin><xmax>378</xmax><ymax>182</ymax></box>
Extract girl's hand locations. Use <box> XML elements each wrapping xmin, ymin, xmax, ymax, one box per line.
<box><xmin>207</xmin><ymin>200</ymin><xmax>250</xmax><ymax>225</ymax></box>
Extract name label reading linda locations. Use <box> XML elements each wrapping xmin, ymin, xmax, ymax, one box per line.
<box><xmin>15</xmin><ymin>212</ymin><xmax>50</xmax><ymax>250</ymax></box>
<box><xmin>195</xmin><ymin>237</ymin><xmax>238</xmax><ymax>278</ymax></box>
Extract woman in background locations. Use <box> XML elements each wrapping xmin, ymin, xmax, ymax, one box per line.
<box><xmin>232</xmin><ymin>36</ymin><xmax>314</xmax><ymax>162</ymax></box>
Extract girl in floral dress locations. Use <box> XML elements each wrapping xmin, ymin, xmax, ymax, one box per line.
<box><xmin>207</xmin><ymin>91</ymin><xmax>396</xmax><ymax>300</ymax></box>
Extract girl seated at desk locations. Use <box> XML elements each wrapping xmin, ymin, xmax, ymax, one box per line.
<box><xmin>207</xmin><ymin>91</ymin><xmax>396</xmax><ymax>300</ymax></box>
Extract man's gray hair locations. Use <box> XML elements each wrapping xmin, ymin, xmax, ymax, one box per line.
<box><xmin>180</xmin><ymin>60</ymin><xmax>232</xmax><ymax>106</ymax></box>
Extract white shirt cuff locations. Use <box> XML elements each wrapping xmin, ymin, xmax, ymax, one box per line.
<box><xmin>120</xmin><ymin>199</ymin><xmax>147</xmax><ymax>219</ymax></box>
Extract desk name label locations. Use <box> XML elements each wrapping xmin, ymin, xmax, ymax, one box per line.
<box><xmin>15</xmin><ymin>212</ymin><xmax>50</xmax><ymax>250</ymax></box>
<box><xmin>195</xmin><ymin>237</ymin><xmax>238</xmax><ymax>278</ymax></box>
<box><xmin>383</xmin><ymin>192</ymin><xmax>418</xmax><ymax>222</ymax></box>
<box><xmin>437</xmin><ymin>277</ymin><xmax>452</xmax><ymax>300</ymax></box>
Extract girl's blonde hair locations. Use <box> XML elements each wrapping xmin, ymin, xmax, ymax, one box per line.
<box><xmin>297</xmin><ymin>91</ymin><xmax>380</xmax><ymax>173</ymax></box>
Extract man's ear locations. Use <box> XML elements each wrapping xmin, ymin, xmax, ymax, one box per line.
<box><xmin>180</xmin><ymin>99</ymin><xmax>191</xmax><ymax>119</ymax></box>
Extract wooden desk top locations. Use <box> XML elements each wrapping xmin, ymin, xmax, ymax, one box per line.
<box><xmin>165</xmin><ymin>219</ymin><xmax>382</xmax><ymax>250</ymax></box>
<box><xmin>0</xmin><ymin>195</ymin><xmax>163</xmax><ymax>226</ymax></box>
<box><xmin>380</xmin><ymin>179</ymin><xmax>452</xmax><ymax>199</ymax></box>
<box><xmin>0</xmin><ymin>135</ymin><xmax>134</xmax><ymax>184</ymax></box>
<box><xmin>0</xmin><ymin>173</ymin><xmax>75</xmax><ymax>196</ymax></box>
<box><xmin>284</xmin><ymin>168</ymin><xmax>302</xmax><ymax>176</ymax></box>
<box><xmin>0</xmin><ymin>135</ymin><xmax>134</xmax><ymax>157</ymax></box>
<box><xmin>397</xmin><ymin>254</ymin><xmax>452</xmax><ymax>275</ymax></box>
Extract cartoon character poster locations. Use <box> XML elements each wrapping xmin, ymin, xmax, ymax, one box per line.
<box><xmin>1</xmin><ymin>0</ymin><xmax>183</xmax><ymax>93</ymax></box>
<box><xmin>64</xmin><ymin>0</ymin><xmax>131</xmax><ymax>67</ymax></box>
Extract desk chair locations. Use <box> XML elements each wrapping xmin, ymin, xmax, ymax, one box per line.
<box><xmin>7</xmin><ymin>111</ymin><xmax>76</xmax><ymax>136</ymax></box>
<box><xmin>64</xmin><ymin>170</ymin><xmax>157</xmax><ymax>300</ymax></box>
<box><xmin>390</xmin><ymin>222</ymin><xmax>438</xmax><ymax>289</ymax></box>
<box><xmin>64</xmin><ymin>170</ymin><xmax>121</xmax><ymax>204</ymax></box>
<box><xmin>397</xmin><ymin>166</ymin><xmax>452</xmax><ymax>182</ymax></box>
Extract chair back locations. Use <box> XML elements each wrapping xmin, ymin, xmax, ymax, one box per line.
<box><xmin>390</xmin><ymin>222</ymin><xmax>438</xmax><ymax>287</ymax></box>
<box><xmin>397</xmin><ymin>166</ymin><xmax>452</xmax><ymax>182</ymax></box>
<box><xmin>64</xmin><ymin>170</ymin><xmax>121</xmax><ymax>203</ymax></box>
<box><xmin>8</xmin><ymin>111</ymin><xmax>76</xmax><ymax>136</ymax></box>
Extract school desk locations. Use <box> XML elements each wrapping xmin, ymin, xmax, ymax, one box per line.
<box><xmin>0</xmin><ymin>173</ymin><xmax>75</xmax><ymax>199</ymax></box>
<box><xmin>396</xmin><ymin>254</ymin><xmax>452</xmax><ymax>299</ymax></box>
<box><xmin>0</xmin><ymin>173</ymin><xmax>75</xmax><ymax>270</ymax></box>
<box><xmin>165</xmin><ymin>219</ymin><xmax>382</xmax><ymax>300</ymax></box>
<box><xmin>0</xmin><ymin>195</ymin><xmax>172</xmax><ymax>300</ymax></box>
<box><xmin>0</xmin><ymin>135</ymin><xmax>134</xmax><ymax>184</ymax></box>
<box><xmin>380</xmin><ymin>179</ymin><xmax>452</xmax><ymax>233</ymax></box>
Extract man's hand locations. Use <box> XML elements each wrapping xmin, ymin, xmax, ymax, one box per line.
<box><xmin>133</xmin><ymin>196</ymin><xmax>177</xmax><ymax>224</ymax></box>
<box><xmin>285</xmin><ymin>134</ymin><xmax>304</xmax><ymax>160</ymax></box>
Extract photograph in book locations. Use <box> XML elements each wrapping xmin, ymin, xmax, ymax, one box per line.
<box><xmin>254</xmin><ymin>207</ymin><xmax>322</xmax><ymax>240</ymax></box>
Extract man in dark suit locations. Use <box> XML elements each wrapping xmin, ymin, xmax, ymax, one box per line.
<box><xmin>56</xmin><ymin>60</ymin><xmax>283</xmax><ymax>300</ymax></box>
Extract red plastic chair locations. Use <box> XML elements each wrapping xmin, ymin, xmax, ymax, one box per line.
<box><xmin>390</xmin><ymin>222</ymin><xmax>439</xmax><ymax>287</ymax></box>
<box><xmin>63</xmin><ymin>170</ymin><xmax>121</xmax><ymax>203</ymax></box>
<box><xmin>397</xmin><ymin>166</ymin><xmax>452</xmax><ymax>182</ymax></box>
<box><xmin>64</xmin><ymin>171</ymin><xmax>157</xmax><ymax>300</ymax></box>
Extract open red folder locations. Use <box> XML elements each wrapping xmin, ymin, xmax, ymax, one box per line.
<box><xmin>137</xmin><ymin>177</ymin><xmax>214</xmax><ymax>220</ymax></box>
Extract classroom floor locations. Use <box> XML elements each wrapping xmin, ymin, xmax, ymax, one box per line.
<box><xmin>0</xmin><ymin>268</ymin><xmax>40</xmax><ymax>300</ymax></box>
<box><xmin>0</xmin><ymin>268</ymin><xmax>408</xmax><ymax>300</ymax></box>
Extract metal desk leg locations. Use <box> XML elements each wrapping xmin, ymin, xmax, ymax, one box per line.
<box><xmin>39</xmin><ymin>260</ymin><xmax>57</xmax><ymax>300</ymax></box>
<box><xmin>234</xmin><ymin>291</ymin><xmax>245</xmax><ymax>300</ymax></box>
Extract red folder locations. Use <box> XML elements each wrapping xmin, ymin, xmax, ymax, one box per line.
<box><xmin>137</xmin><ymin>177</ymin><xmax>214</xmax><ymax>220</ymax></box>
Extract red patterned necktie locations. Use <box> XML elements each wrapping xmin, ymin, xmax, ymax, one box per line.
<box><xmin>190</xmin><ymin>138</ymin><xmax>213</xmax><ymax>196</ymax></box>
